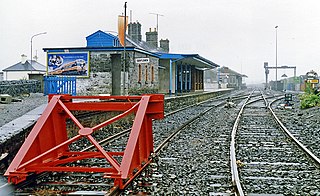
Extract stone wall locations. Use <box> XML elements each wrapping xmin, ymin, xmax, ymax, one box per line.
<box><xmin>164</xmin><ymin>89</ymin><xmax>232</xmax><ymax>113</ymax></box>
<box><xmin>77</xmin><ymin>72</ymin><xmax>112</xmax><ymax>95</ymax></box>
<box><xmin>0</xmin><ymin>80</ymin><xmax>41</xmax><ymax>97</ymax></box>
<box><xmin>129</xmin><ymin>53</ymin><xmax>159</xmax><ymax>95</ymax></box>
<box><xmin>77</xmin><ymin>52</ymin><xmax>113</xmax><ymax>95</ymax></box>
<box><xmin>76</xmin><ymin>51</ymin><xmax>160</xmax><ymax>95</ymax></box>
<box><xmin>0</xmin><ymin>124</ymin><xmax>33</xmax><ymax>173</ymax></box>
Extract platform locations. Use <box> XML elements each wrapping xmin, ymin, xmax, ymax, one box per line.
<box><xmin>0</xmin><ymin>104</ymin><xmax>47</xmax><ymax>144</ymax></box>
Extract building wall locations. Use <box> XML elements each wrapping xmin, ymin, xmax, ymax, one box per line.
<box><xmin>159</xmin><ymin>59</ymin><xmax>169</xmax><ymax>94</ymax></box>
<box><xmin>76</xmin><ymin>51</ymin><xmax>159</xmax><ymax>95</ymax></box>
<box><xmin>204</xmin><ymin>69</ymin><xmax>218</xmax><ymax>91</ymax></box>
<box><xmin>158</xmin><ymin>59</ymin><xmax>176</xmax><ymax>94</ymax></box>
<box><xmin>4</xmin><ymin>71</ymin><xmax>45</xmax><ymax>80</ymax></box>
<box><xmin>77</xmin><ymin>52</ymin><xmax>112</xmax><ymax>95</ymax></box>
<box><xmin>129</xmin><ymin>52</ymin><xmax>159</xmax><ymax>94</ymax></box>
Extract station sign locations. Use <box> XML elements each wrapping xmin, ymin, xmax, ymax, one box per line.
<box><xmin>307</xmin><ymin>79</ymin><xmax>319</xmax><ymax>84</ymax></box>
<box><xmin>135</xmin><ymin>58</ymin><xmax>150</xmax><ymax>64</ymax></box>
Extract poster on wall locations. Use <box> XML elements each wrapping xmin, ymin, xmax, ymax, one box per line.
<box><xmin>47</xmin><ymin>52</ymin><xmax>89</xmax><ymax>77</ymax></box>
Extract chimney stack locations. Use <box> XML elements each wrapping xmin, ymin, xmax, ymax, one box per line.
<box><xmin>160</xmin><ymin>39</ymin><xmax>169</xmax><ymax>53</ymax></box>
<box><xmin>21</xmin><ymin>54</ymin><xmax>27</xmax><ymax>64</ymax></box>
<box><xmin>145</xmin><ymin>28</ymin><xmax>158</xmax><ymax>48</ymax></box>
<box><xmin>128</xmin><ymin>21</ymin><xmax>142</xmax><ymax>42</ymax></box>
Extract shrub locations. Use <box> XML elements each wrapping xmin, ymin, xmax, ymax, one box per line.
<box><xmin>299</xmin><ymin>83</ymin><xmax>320</xmax><ymax>109</ymax></box>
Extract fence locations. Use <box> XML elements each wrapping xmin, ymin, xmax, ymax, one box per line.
<box><xmin>44</xmin><ymin>76</ymin><xmax>76</xmax><ymax>96</ymax></box>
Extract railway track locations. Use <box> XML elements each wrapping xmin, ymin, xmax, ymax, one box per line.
<box><xmin>7</xmin><ymin>89</ymin><xmax>319</xmax><ymax>195</ymax></box>
<box><xmin>231</xmin><ymin>90</ymin><xmax>320</xmax><ymax>195</ymax></box>
<box><xmin>9</xmin><ymin>90</ymin><xmax>317</xmax><ymax>195</ymax></box>
<box><xmin>1</xmin><ymin>91</ymin><xmax>248</xmax><ymax>195</ymax></box>
<box><xmin>126</xmin><ymin>91</ymin><xmax>252</xmax><ymax>194</ymax></box>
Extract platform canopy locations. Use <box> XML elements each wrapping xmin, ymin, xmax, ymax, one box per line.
<box><xmin>157</xmin><ymin>53</ymin><xmax>219</xmax><ymax>69</ymax></box>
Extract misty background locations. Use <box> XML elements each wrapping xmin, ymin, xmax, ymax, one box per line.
<box><xmin>1</xmin><ymin>0</ymin><xmax>320</xmax><ymax>84</ymax></box>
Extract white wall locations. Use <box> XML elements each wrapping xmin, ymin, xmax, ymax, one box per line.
<box><xmin>204</xmin><ymin>82</ymin><xmax>219</xmax><ymax>91</ymax></box>
<box><xmin>4</xmin><ymin>71</ymin><xmax>45</xmax><ymax>80</ymax></box>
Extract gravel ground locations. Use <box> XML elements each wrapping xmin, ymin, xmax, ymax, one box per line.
<box><xmin>0</xmin><ymin>93</ymin><xmax>48</xmax><ymax>127</ymax></box>
<box><xmin>273</xmin><ymin>95</ymin><xmax>320</xmax><ymax>163</ymax></box>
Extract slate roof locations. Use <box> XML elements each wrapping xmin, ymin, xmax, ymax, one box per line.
<box><xmin>3</xmin><ymin>60</ymin><xmax>46</xmax><ymax>72</ymax></box>
<box><xmin>220</xmin><ymin>66</ymin><xmax>247</xmax><ymax>77</ymax></box>
<box><xmin>125</xmin><ymin>35</ymin><xmax>167</xmax><ymax>53</ymax></box>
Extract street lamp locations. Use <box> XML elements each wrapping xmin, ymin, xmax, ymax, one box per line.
<box><xmin>275</xmin><ymin>26</ymin><xmax>278</xmax><ymax>90</ymax></box>
<box><xmin>31</xmin><ymin>32</ymin><xmax>47</xmax><ymax>67</ymax></box>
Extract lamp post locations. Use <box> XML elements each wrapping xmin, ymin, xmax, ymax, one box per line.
<box><xmin>275</xmin><ymin>26</ymin><xmax>278</xmax><ymax>91</ymax></box>
<box><xmin>31</xmin><ymin>32</ymin><xmax>47</xmax><ymax>67</ymax></box>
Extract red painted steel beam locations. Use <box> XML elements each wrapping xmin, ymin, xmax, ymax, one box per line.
<box><xmin>5</xmin><ymin>94</ymin><xmax>164</xmax><ymax>188</ymax></box>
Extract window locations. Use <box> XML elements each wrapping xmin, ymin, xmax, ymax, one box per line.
<box><xmin>138</xmin><ymin>64</ymin><xmax>142</xmax><ymax>83</ymax></box>
<box><xmin>145</xmin><ymin>65</ymin><xmax>148</xmax><ymax>82</ymax></box>
<box><xmin>151</xmin><ymin>65</ymin><xmax>154</xmax><ymax>83</ymax></box>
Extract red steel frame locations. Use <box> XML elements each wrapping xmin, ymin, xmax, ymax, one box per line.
<box><xmin>4</xmin><ymin>94</ymin><xmax>164</xmax><ymax>189</ymax></box>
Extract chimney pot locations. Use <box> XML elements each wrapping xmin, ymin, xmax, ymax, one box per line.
<box><xmin>146</xmin><ymin>28</ymin><xmax>158</xmax><ymax>48</ymax></box>
<box><xmin>160</xmin><ymin>39</ymin><xmax>170</xmax><ymax>53</ymax></box>
<box><xmin>128</xmin><ymin>21</ymin><xmax>142</xmax><ymax>42</ymax></box>
<box><xmin>21</xmin><ymin>54</ymin><xmax>27</xmax><ymax>64</ymax></box>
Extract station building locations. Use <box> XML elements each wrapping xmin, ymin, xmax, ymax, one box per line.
<box><xmin>43</xmin><ymin>22</ymin><xmax>219</xmax><ymax>95</ymax></box>
<box><xmin>218</xmin><ymin>66</ymin><xmax>247</xmax><ymax>90</ymax></box>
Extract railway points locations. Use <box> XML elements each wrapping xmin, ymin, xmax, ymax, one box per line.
<box><xmin>0</xmin><ymin>89</ymin><xmax>320</xmax><ymax>195</ymax></box>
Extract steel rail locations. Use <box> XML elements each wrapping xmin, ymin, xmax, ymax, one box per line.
<box><xmin>154</xmin><ymin>96</ymin><xmax>236</xmax><ymax>154</ymax></box>
<box><xmin>229</xmin><ymin>90</ymin><xmax>256</xmax><ymax>196</ymax></box>
<box><xmin>1</xmin><ymin>91</ymin><xmax>249</xmax><ymax>195</ymax></box>
<box><xmin>106</xmin><ymin>93</ymin><xmax>239</xmax><ymax>195</ymax></box>
<box><xmin>229</xmin><ymin>90</ymin><xmax>281</xmax><ymax>195</ymax></box>
<box><xmin>230</xmin><ymin>91</ymin><xmax>320</xmax><ymax>195</ymax></box>
<box><xmin>268</xmin><ymin>98</ymin><xmax>320</xmax><ymax>167</ymax></box>
<box><xmin>105</xmin><ymin>92</ymin><xmax>249</xmax><ymax>195</ymax></box>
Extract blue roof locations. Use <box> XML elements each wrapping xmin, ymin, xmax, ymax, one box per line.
<box><xmin>86</xmin><ymin>30</ymin><xmax>121</xmax><ymax>47</ymax></box>
<box><xmin>157</xmin><ymin>53</ymin><xmax>188</xmax><ymax>60</ymax></box>
<box><xmin>43</xmin><ymin>47</ymin><xmax>160</xmax><ymax>58</ymax></box>
<box><xmin>157</xmin><ymin>52</ymin><xmax>219</xmax><ymax>68</ymax></box>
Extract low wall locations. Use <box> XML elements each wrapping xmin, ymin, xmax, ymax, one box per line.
<box><xmin>164</xmin><ymin>89</ymin><xmax>232</xmax><ymax>113</ymax></box>
<box><xmin>0</xmin><ymin>80</ymin><xmax>41</xmax><ymax>97</ymax></box>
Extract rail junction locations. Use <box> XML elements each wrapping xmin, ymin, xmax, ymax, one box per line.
<box><xmin>1</xmin><ymin>89</ymin><xmax>320</xmax><ymax>195</ymax></box>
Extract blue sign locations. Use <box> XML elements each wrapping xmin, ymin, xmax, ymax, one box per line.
<box><xmin>47</xmin><ymin>52</ymin><xmax>89</xmax><ymax>77</ymax></box>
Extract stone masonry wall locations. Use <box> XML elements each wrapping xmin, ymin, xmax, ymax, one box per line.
<box><xmin>164</xmin><ymin>89</ymin><xmax>232</xmax><ymax>113</ymax></box>
<box><xmin>77</xmin><ymin>52</ymin><xmax>113</xmax><ymax>95</ymax></box>
<box><xmin>128</xmin><ymin>53</ymin><xmax>159</xmax><ymax>95</ymax></box>
<box><xmin>76</xmin><ymin>51</ymin><xmax>160</xmax><ymax>95</ymax></box>
<box><xmin>0</xmin><ymin>80</ymin><xmax>41</xmax><ymax>97</ymax></box>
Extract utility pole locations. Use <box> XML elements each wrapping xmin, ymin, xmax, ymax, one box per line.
<box><xmin>123</xmin><ymin>2</ymin><xmax>127</xmax><ymax>95</ymax></box>
<box><xmin>275</xmin><ymin>25</ymin><xmax>278</xmax><ymax>91</ymax></box>
<box><xmin>149</xmin><ymin>12</ymin><xmax>164</xmax><ymax>33</ymax></box>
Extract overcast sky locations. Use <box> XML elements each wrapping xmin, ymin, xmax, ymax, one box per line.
<box><xmin>1</xmin><ymin>0</ymin><xmax>320</xmax><ymax>84</ymax></box>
